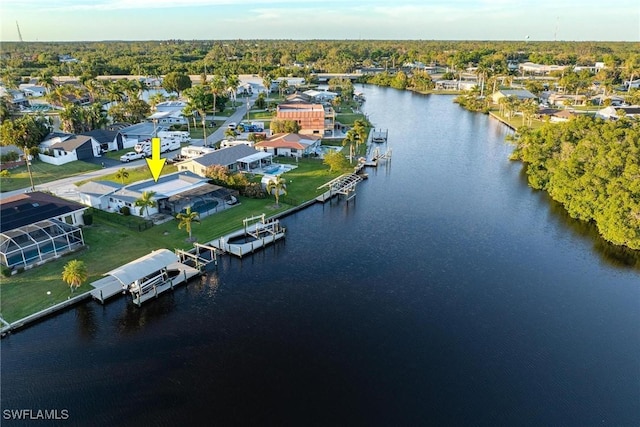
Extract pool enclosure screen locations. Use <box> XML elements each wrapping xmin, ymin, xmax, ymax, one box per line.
<box><xmin>0</xmin><ymin>219</ymin><xmax>85</xmax><ymax>269</ymax></box>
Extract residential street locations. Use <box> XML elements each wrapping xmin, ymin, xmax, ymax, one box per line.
<box><xmin>0</xmin><ymin>83</ymin><xmax>261</xmax><ymax>202</ymax></box>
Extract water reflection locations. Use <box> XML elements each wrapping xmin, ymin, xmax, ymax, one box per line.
<box><xmin>75</xmin><ymin>304</ymin><xmax>97</xmax><ymax>341</ymax></box>
<box><xmin>114</xmin><ymin>295</ymin><xmax>177</xmax><ymax>335</ymax></box>
<box><xmin>545</xmin><ymin>197</ymin><xmax>640</xmax><ymax>269</ymax></box>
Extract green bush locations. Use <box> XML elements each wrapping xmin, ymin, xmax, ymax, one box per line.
<box><xmin>82</xmin><ymin>211</ymin><xmax>93</xmax><ymax>226</ymax></box>
<box><xmin>120</xmin><ymin>206</ymin><xmax>131</xmax><ymax>216</ymax></box>
<box><xmin>1</xmin><ymin>265</ymin><xmax>12</xmax><ymax>278</ymax></box>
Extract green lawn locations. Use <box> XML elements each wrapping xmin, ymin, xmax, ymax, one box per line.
<box><xmin>0</xmin><ymin>160</ymin><xmax>102</xmax><ymax>192</ymax></box>
<box><xmin>0</xmin><ymin>157</ymin><xmax>351</xmax><ymax>323</ymax></box>
<box><xmin>0</xmin><ymin>196</ymin><xmax>291</xmax><ymax>323</ymax></box>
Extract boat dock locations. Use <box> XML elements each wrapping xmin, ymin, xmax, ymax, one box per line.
<box><xmin>316</xmin><ymin>173</ymin><xmax>364</xmax><ymax>203</ymax></box>
<box><xmin>210</xmin><ymin>214</ymin><xmax>286</xmax><ymax>258</ymax></box>
<box><xmin>371</xmin><ymin>128</ymin><xmax>388</xmax><ymax>143</ymax></box>
<box><xmin>90</xmin><ymin>248</ymin><xmax>205</xmax><ymax>306</ymax></box>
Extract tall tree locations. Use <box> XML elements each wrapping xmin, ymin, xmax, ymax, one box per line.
<box><xmin>183</xmin><ymin>85</ymin><xmax>212</xmax><ymax>143</ymax></box>
<box><xmin>62</xmin><ymin>260</ymin><xmax>88</xmax><ymax>293</ymax></box>
<box><xmin>163</xmin><ymin>72</ymin><xmax>192</xmax><ymax>96</ymax></box>
<box><xmin>176</xmin><ymin>206</ymin><xmax>200</xmax><ymax>241</ymax></box>
<box><xmin>210</xmin><ymin>75</ymin><xmax>226</xmax><ymax>114</ymax></box>
<box><xmin>262</xmin><ymin>74</ymin><xmax>272</xmax><ymax>98</ymax></box>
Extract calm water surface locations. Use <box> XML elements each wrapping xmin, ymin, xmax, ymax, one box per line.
<box><xmin>2</xmin><ymin>87</ymin><xmax>639</xmax><ymax>426</ymax></box>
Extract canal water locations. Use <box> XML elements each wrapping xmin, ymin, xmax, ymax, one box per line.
<box><xmin>2</xmin><ymin>87</ymin><xmax>639</xmax><ymax>426</ymax></box>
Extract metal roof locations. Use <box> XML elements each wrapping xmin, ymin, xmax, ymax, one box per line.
<box><xmin>105</xmin><ymin>249</ymin><xmax>178</xmax><ymax>286</ymax></box>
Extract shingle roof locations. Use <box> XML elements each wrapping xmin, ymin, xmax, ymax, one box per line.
<box><xmin>192</xmin><ymin>145</ymin><xmax>260</xmax><ymax>167</ymax></box>
<box><xmin>81</xmin><ymin>129</ymin><xmax>118</xmax><ymax>143</ymax></box>
<box><xmin>77</xmin><ymin>181</ymin><xmax>122</xmax><ymax>197</ymax></box>
<box><xmin>50</xmin><ymin>135</ymin><xmax>93</xmax><ymax>151</ymax></box>
<box><xmin>0</xmin><ymin>192</ymin><xmax>86</xmax><ymax>233</ymax></box>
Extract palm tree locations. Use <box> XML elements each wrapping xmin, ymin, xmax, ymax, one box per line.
<box><xmin>115</xmin><ymin>167</ymin><xmax>129</xmax><ymax>185</ymax></box>
<box><xmin>210</xmin><ymin>75</ymin><xmax>225</xmax><ymax>114</ymax></box>
<box><xmin>134</xmin><ymin>191</ymin><xmax>157</xmax><ymax>218</ymax></box>
<box><xmin>104</xmin><ymin>80</ymin><xmax>125</xmax><ymax>104</ymax></box>
<box><xmin>278</xmin><ymin>79</ymin><xmax>289</xmax><ymax>98</ymax></box>
<box><xmin>226</xmin><ymin>74</ymin><xmax>240</xmax><ymax>104</ymax></box>
<box><xmin>38</xmin><ymin>74</ymin><xmax>56</xmax><ymax>95</ymax></box>
<box><xmin>262</xmin><ymin>74</ymin><xmax>272</xmax><ymax>99</ymax></box>
<box><xmin>176</xmin><ymin>206</ymin><xmax>200</xmax><ymax>241</ymax></box>
<box><xmin>266</xmin><ymin>176</ymin><xmax>287</xmax><ymax>207</ymax></box>
<box><xmin>149</xmin><ymin>92</ymin><xmax>165</xmax><ymax>111</ymax></box>
<box><xmin>62</xmin><ymin>259</ymin><xmax>88</xmax><ymax>293</ymax></box>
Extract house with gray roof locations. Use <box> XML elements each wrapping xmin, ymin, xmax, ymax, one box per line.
<box><xmin>76</xmin><ymin>171</ymin><xmax>236</xmax><ymax>218</ymax></box>
<box><xmin>81</xmin><ymin>129</ymin><xmax>123</xmax><ymax>152</ymax></box>
<box><xmin>38</xmin><ymin>134</ymin><xmax>102</xmax><ymax>165</ymax></box>
<box><xmin>76</xmin><ymin>181</ymin><xmax>123</xmax><ymax>210</ymax></box>
<box><xmin>117</xmin><ymin>122</ymin><xmax>167</xmax><ymax>150</ymax></box>
<box><xmin>491</xmin><ymin>89</ymin><xmax>537</xmax><ymax>104</ymax></box>
<box><xmin>177</xmin><ymin>145</ymin><xmax>262</xmax><ymax>177</ymax></box>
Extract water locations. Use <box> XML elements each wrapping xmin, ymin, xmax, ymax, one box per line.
<box><xmin>2</xmin><ymin>87</ymin><xmax>639</xmax><ymax>426</ymax></box>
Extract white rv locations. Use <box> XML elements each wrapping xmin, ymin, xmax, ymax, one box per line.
<box><xmin>158</xmin><ymin>131</ymin><xmax>191</xmax><ymax>143</ymax></box>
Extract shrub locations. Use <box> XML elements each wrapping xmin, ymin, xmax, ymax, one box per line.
<box><xmin>120</xmin><ymin>206</ymin><xmax>131</xmax><ymax>216</ymax></box>
<box><xmin>1</xmin><ymin>265</ymin><xmax>12</xmax><ymax>278</ymax></box>
<box><xmin>82</xmin><ymin>211</ymin><xmax>93</xmax><ymax>226</ymax></box>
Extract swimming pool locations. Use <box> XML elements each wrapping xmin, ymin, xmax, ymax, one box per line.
<box><xmin>262</xmin><ymin>164</ymin><xmax>293</xmax><ymax>175</ymax></box>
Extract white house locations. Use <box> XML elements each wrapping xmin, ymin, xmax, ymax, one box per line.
<box><xmin>254</xmin><ymin>133</ymin><xmax>321</xmax><ymax>158</ymax></box>
<box><xmin>77</xmin><ymin>171</ymin><xmax>235</xmax><ymax>218</ymax></box>
<box><xmin>625</xmin><ymin>79</ymin><xmax>640</xmax><ymax>90</ymax></box>
<box><xmin>19</xmin><ymin>84</ymin><xmax>47</xmax><ymax>97</ymax></box>
<box><xmin>303</xmin><ymin>89</ymin><xmax>338</xmax><ymax>103</ymax></box>
<box><xmin>117</xmin><ymin>122</ymin><xmax>166</xmax><ymax>149</ymax></box>
<box><xmin>595</xmin><ymin>105</ymin><xmax>640</xmax><ymax>120</ymax></box>
<box><xmin>39</xmin><ymin>134</ymin><xmax>102</xmax><ymax>165</ymax></box>
<box><xmin>148</xmin><ymin>110</ymin><xmax>187</xmax><ymax>126</ymax></box>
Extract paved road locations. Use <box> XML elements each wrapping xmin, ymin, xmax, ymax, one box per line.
<box><xmin>0</xmin><ymin>86</ymin><xmax>261</xmax><ymax>202</ymax></box>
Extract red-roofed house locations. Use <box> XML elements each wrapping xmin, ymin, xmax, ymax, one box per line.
<box><xmin>254</xmin><ymin>133</ymin><xmax>322</xmax><ymax>158</ymax></box>
<box><xmin>276</xmin><ymin>102</ymin><xmax>330</xmax><ymax>136</ymax></box>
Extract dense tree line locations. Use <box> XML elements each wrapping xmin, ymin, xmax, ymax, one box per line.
<box><xmin>1</xmin><ymin>40</ymin><xmax>638</xmax><ymax>83</ymax></box>
<box><xmin>511</xmin><ymin>116</ymin><xmax>640</xmax><ymax>249</ymax></box>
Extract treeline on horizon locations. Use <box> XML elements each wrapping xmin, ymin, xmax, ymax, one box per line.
<box><xmin>1</xmin><ymin>39</ymin><xmax>638</xmax><ymax>79</ymax></box>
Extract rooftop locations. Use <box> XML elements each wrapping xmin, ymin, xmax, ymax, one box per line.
<box><xmin>0</xmin><ymin>192</ymin><xmax>87</xmax><ymax>233</ymax></box>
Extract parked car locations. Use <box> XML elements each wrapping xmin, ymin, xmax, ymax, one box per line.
<box><xmin>227</xmin><ymin>122</ymin><xmax>237</xmax><ymax>130</ymax></box>
<box><xmin>120</xmin><ymin>151</ymin><xmax>145</xmax><ymax>162</ymax></box>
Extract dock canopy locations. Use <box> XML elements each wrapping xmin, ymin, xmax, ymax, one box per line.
<box><xmin>105</xmin><ymin>249</ymin><xmax>178</xmax><ymax>286</ymax></box>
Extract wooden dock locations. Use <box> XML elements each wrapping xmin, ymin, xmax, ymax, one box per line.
<box><xmin>316</xmin><ymin>173</ymin><xmax>363</xmax><ymax>203</ymax></box>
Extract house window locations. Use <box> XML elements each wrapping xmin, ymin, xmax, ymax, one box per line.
<box><xmin>64</xmin><ymin>215</ymin><xmax>74</xmax><ymax>225</ymax></box>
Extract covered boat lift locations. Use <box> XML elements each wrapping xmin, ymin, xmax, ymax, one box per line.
<box><xmin>90</xmin><ymin>249</ymin><xmax>200</xmax><ymax>305</ymax></box>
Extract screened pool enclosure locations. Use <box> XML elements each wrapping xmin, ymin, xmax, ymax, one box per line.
<box><xmin>0</xmin><ymin>219</ymin><xmax>85</xmax><ymax>269</ymax></box>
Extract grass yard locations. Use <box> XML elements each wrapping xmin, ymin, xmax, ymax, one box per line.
<box><xmin>0</xmin><ymin>152</ymin><xmax>349</xmax><ymax>323</ymax></box>
<box><xmin>0</xmin><ymin>160</ymin><xmax>102</xmax><ymax>192</ymax></box>
<box><xmin>335</xmin><ymin>113</ymin><xmax>364</xmax><ymax>126</ymax></box>
<box><xmin>0</xmin><ymin>196</ymin><xmax>291</xmax><ymax>323</ymax></box>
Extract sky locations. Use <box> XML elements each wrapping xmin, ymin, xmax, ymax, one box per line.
<box><xmin>1</xmin><ymin>0</ymin><xmax>639</xmax><ymax>42</ymax></box>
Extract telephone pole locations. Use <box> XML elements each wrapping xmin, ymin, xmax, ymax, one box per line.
<box><xmin>24</xmin><ymin>147</ymin><xmax>35</xmax><ymax>191</ymax></box>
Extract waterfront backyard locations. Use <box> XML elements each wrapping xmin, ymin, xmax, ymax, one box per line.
<box><xmin>0</xmin><ymin>157</ymin><xmax>350</xmax><ymax>323</ymax></box>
